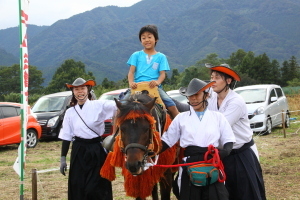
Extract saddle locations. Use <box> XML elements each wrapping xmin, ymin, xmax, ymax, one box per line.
<box><xmin>103</xmin><ymin>83</ymin><xmax>167</xmax><ymax>152</ymax></box>
<box><xmin>131</xmin><ymin>82</ymin><xmax>165</xmax><ymax>108</ymax></box>
<box><xmin>131</xmin><ymin>82</ymin><xmax>167</xmax><ymax>129</ymax></box>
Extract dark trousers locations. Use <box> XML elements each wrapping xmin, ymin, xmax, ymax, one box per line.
<box><xmin>174</xmin><ymin>146</ymin><xmax>229</xmax><ymax>200</ymax></box>
<box><xmin>223</xmin><ymin>140</ymin><xmax>266</xmax><ymax>200</ymax></box>
<box><xmin>68</xmin><ymin>137</ymin><xmax>113</xmax><ymax>200</ymax></box>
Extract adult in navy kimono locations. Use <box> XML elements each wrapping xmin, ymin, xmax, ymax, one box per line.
<box><xmin>161</xmin><ymin>78</ymin><xmax>236</xmax><ymax>200</ymax></box>
<box><xmin>206</xmin><ymin>64</ymin><xmax>266</xmax><ymax>200</ymax></box>
<box><xmin>59</xmin><ymin>78</ymin><xmax>117</xmax><ymax>200</ymax></box>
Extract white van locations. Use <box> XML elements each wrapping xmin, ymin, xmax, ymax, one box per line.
<box><xmin>234</xmin><ymin>84</ymin><xmax>290</xmax><ymax>134</ymax></box>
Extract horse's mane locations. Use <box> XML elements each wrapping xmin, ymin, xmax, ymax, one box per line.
<box><xmin>101</xmin><ymin>92</ymin><xmax>178</xmax><ymax>199</ymax></box>
<box><xmin>116</xmin><ymin>92</ymin><xmax>155</xmax><ymax>126</ymax></box>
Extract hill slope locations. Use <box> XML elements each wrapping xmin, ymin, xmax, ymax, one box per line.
<box><xmin>0</xmin><ymin>0</ymin><xmax>299</xmax><ymax>85</ymax></box>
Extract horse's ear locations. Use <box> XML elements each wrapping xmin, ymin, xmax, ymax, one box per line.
<box><xmin>114</xmin><ymin>98</ymin><xmax>122</xmax><ymax>109</ymax></box>
<box><xmin>144</xmin><ymin>97</ymin><xmax>157</xmax><ymax>110</ymax></box>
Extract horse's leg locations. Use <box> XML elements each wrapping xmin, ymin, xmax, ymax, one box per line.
<box><xmin>159</xmin><ymin>168</ymin><xmax>173</xmax><ymax>200</ymax></box>
<box><xmin>151</xmin><ymin>183</ymin><xmax>159</xmax><ymax>200</ymax></box>
<box><xmin>135</xmin><ymin>186</ymin><xmax>158</xmax><ymax>200</ymax></box>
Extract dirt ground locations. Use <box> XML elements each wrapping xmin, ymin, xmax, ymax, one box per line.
<box><xmin>0</xmin><ymin>122</ymin><xmax>300</xmax><ymax>200</ymax></box>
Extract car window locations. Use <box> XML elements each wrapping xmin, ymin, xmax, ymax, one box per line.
<box><xmin>235</xmin><ymin>89</ymin><xmax>266</xmax><ymax>104</ymax></box>
<box><xmin>0</xmin><ymin>106</ymin><xmax>19</xmax><ymax>119</ymax></box>
<box><xmin>32</xmin><ymin>96</ymin><xmax>67</xmax><ymax>112</ymax></box>
<box><xmin>16</xmin><ymin>107</ymin><xmax>21</xmax><ymax>115</ymax></box>
<box><xmin>275</xmin><ymin>88</ymin><xmax>283</xmax><ymax>98</ymax></box>
<box><xmin>168</xmin><ymin>93</ymin><xmax>187</xmax><ymax>104</ymax></box>
<box><xmin>269</xmin><ymin>89</ymin><xmax>277</xmax><ymax>104</ymax></box>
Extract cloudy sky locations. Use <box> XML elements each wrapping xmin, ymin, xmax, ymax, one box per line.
<box><xmin>0</xmin><ymin>0</ymin><xmax>142</xmax><ymax>30</ymax></box>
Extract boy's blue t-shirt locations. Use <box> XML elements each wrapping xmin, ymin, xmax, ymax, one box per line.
<box><xmin>127</xmin><ymin>50</ymin><xmax>170</xmax><ymax>83</ymax></box>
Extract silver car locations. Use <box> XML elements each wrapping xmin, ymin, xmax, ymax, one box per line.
<box><xmin>234</xmin><ymin>84</ymin><xmax>290</xmax><ymax>134</ymax></box>
<box><xmin>166</xmin><ymin>90</ymin><xmax>188</xmax><ymax>104</ymax></box>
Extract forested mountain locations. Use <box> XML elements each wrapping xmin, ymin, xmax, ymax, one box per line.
<box><xmin>0</xmin><ymin>48</ymin><xmax>18</xmax><ymax>66</ymax></box>
<box><xmin>0</xmin><ymin>0</ymin><xmax>299</xmax><ymax>85</ymax></box>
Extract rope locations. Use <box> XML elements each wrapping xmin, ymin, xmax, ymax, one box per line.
<box><xmin>153</xmin><ymin>145</ymin><xmax>226</xmax><ymax>182</ymax></box>
<box><xmin>154</xmin><ymin>158</ymin><xmax>213</xmax><ymax>168</ymax></box>
<box><xmin>154</xmin><ymin>145</ymin><xmax>219</xmax><ymax>167</ymax></box>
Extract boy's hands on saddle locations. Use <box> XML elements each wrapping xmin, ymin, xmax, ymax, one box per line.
<box><xmin>149</xmin><ymin>80</ymin><xmax>159</xmax><ymax>88</ymax></box>
<box><xmin>129</xmin><ymin>82</ymin><xmax>138</xmax><ymax>89</ymax></box>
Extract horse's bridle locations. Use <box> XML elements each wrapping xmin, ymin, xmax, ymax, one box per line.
<box><xmin>119</xmin><ymin>117</ymin><xmax>157</xmax><ymax>157</ymax></box>
<box><xmin>117</xmin><ymin>110</ymin><xmax>161</xmax><ymax>162</ymax></box>
<box><xmin>124</xmin><ymin>143</ymin><xmax>149</xmax><ymax>153</ymax></box>
<box><xmin>124</xmin><ymin>142</ymin><xmax>152</xmax><ymax>167</ymax></box>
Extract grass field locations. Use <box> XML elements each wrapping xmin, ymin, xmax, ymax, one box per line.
<box><xmin>0</xmin><ymin>95</ymin><xmax>299</xmax><ymax>200</ymax></box>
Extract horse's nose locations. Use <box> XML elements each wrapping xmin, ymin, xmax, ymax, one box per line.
<box><xmin>126</xmin><ymin>160</ymin><xmax>143</xmax><ymax>174</ymax></box>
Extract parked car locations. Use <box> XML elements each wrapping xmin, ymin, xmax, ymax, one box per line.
<box><xmin>31</xmin><ymin>91</ymin><xmax>72</xmax><ymax>138</ymax></box>
<box><xmin>99</xmin><ymin>88</ymin><xmax>128</xmax><ymax>101</ymax></box>
<box><xmin>166</xmin><ymin>90</ymin><xmax>188</xmax><ymax>104</ymax></box>
<box><xmin>99</xmin><ymin>88</ymin><xmax>128</xmax><ymax>137</ymax></box>
<box><xmin>31</xmin><ymin>90</ymin><xmax>112</xmax><ymax>138</ymax></box>
<box><xmin>234</xmin><ymin>84</ymin><xmax>290</xmax><ymax>134</ymax></box>
<box><xmin>0</xmin><ymin>102</ymin><xmax>42</xmax><ymax>148</ymax></box>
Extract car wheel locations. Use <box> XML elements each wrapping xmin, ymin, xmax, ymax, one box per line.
<box><xmin>285</xmin><ymin>113</ymin><xmax>290</xmax><ymax>128</ymax></box>
<box><xmin>264</xmin><ymin>118</ymin><xmax>272</xmax><ymax>135</ymax></box>
<box><xmin>27</xmin><ymin>129</ymin><xmax>38</xmax><ymax>148</ymax></box>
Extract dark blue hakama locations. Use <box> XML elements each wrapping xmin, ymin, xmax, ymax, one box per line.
<box><xmin>68</xmin><ymin>136</ymin><xmax>112</xmax><ymax>200</ymax></box>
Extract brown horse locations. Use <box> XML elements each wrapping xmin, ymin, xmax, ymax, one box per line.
<box><xmin>100</xmin><ymin>92</ymin><xmax>179</xmax><ymax>200</ymax></box>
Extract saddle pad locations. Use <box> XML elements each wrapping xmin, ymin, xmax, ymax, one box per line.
<box><xmin>131</xmin><ymin>82</ymin><xmax>165</xmax><ymax>108</ymax></box>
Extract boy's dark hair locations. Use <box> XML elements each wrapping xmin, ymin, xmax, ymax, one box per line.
<box><xmin>139</xmin><ymin>25</ymin><xmax>159</xmax><ymax>45</ymax></box>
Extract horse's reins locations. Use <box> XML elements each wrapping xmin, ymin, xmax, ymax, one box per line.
<box><xmin>116</xmin><ymin>109</ymin><xmax>161</xmax><ymax>158</ymax></box>
<box><xmin>153</xmin><ymin>145</ymin><xmax>226</xmax><ymax>182</ymax></box>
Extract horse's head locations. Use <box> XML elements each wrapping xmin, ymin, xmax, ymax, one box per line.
<box><xmin>115</xmin><ymin>92</ymin><xmax>158</xmax><ymax>175</ymax></box>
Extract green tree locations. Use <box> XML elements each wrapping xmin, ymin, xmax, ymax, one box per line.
<box><xmin>164</xmin><ymin>73</ymin><xmax>171</xmax><ymax>85</ymax></box>
<box><xmin>101</xmin><ymin>78</ymin><xmax>110</xmax><ymax>89</ymax></box>
<box><xmin>249</xmin><ymin>53</ymin><xmax>272</xmax><ymax>84</ymax></box>
<box><xmin>287</xmin><ymin>78</ymin><xmax>300</xmax><ymax>87</ymax></box>
<box><xmin>227</xmin><ymin>49</ymin><xmax>247</xmax><ymax>68</ymax></box>
<box><xmin>236</xmin><ymin>73</ymin><xmax>258</xmax><ymax>87</ymax></box>
<box><xmin>178</xmin><ymin>53</ymin><xmax>230</xmax><ymax>87</ymax></box>
<box><xmin>0</xmin><ymin>64</ymin><xmax>44</xmax><ymax>100</ymax></box>
<box><xmin>288</xmin><ymin>56</ymin><xmax>300</xmax><ymax>80</ymax></box>
<box><xmin>3</xmin><ymin>93</ymin><xmax>20</xmax><ymax>103</ymax></box>
<box><xmin>269</xmin><ymin>59</ymin><xmax>281</xmax><ymax>85</ymax></box>
<box><xmin>195</xmin><ymin>53</ymin><xmax>226</xmax><ymax>67</ymax></box>
<box><xmin>46</xmin><ymin>59</ymin><xmax>95</xmax><ymax>93</ymax></box>
<box><xmin>170</xmin><ymin>69</ymin><xmax>180</xmax><ymax>85</ymax></box>
<box><xmin>179</xmin><ymin>66</ymin><xmax>199</xmax><ymax>86</ymax></box>
<box><xmin>115</xmin><ymin>77</ymin><xmax>129</xmax><ymax>89</ymax></box>
<box><xmin>281</xmin><ymin>60</ymin><xmax>290</xmax><ymax>87</ymax></box>
<box><xmin>238</xmin><ymin>51</ymin><xmax>255</xmax><ymax>75</ymax></box>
